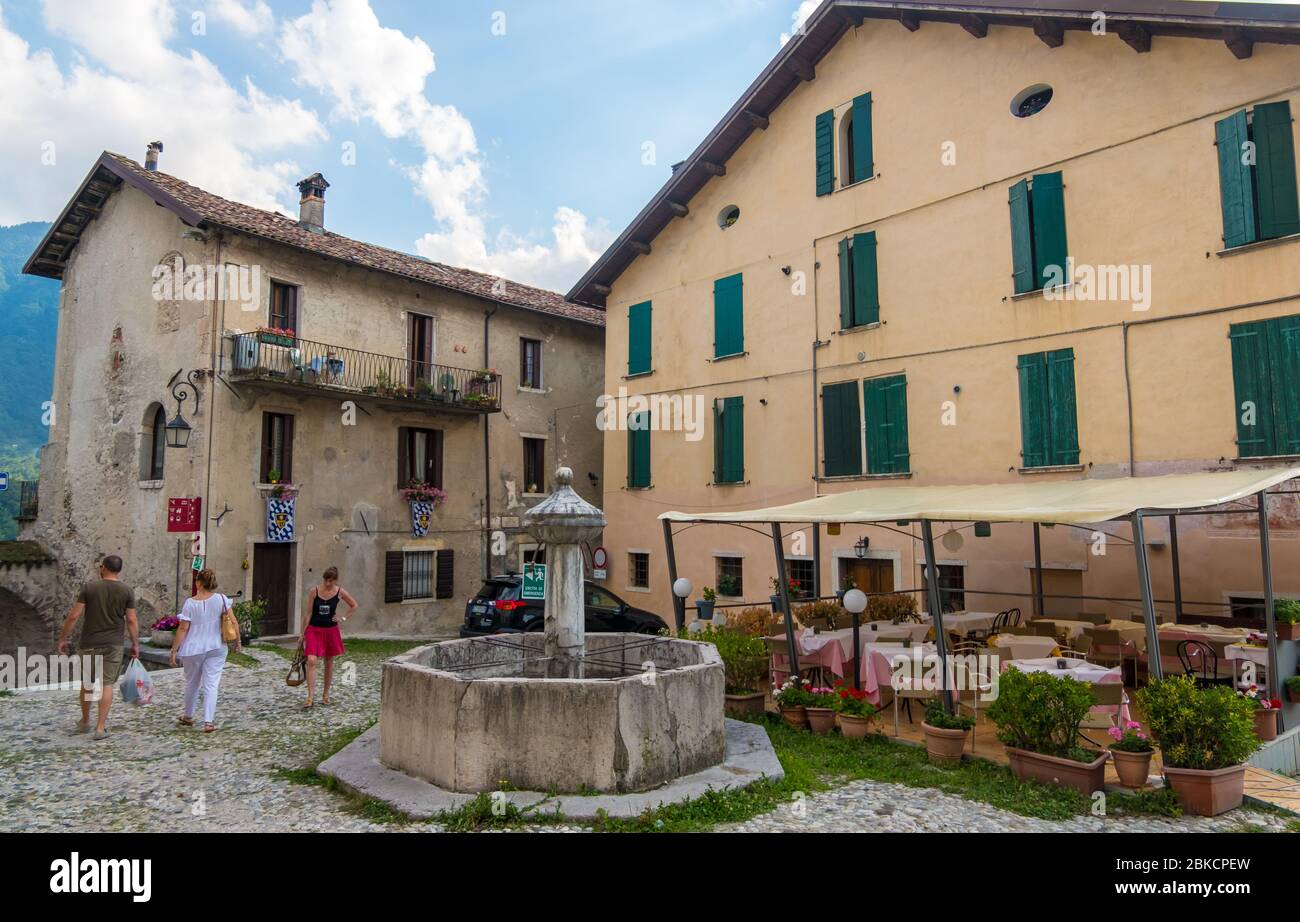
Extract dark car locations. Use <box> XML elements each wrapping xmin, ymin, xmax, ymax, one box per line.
<box><xmin>460</xmin><ymin>574</ymin><xmax>668</xmax><ymax>637</ymax></box>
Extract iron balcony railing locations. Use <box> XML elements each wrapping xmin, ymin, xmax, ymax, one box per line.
<box><xmin>16</xmin><ymin>480</ymin><xmax>38</xmax><ymax>521</ymax></box>
<box><xmin>224</xmin><ymin>332</ymin><xmax>501</xmax><ymax>413</ymax></box>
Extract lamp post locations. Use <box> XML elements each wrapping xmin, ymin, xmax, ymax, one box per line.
<box><xmin>842</xmin><ymin>588</ymin><xmax>867</xmax><ymax>690</ymax></box>
<box><xmin>164</xmin><ymin>369</ymin><xmax>203</xmax><ymax>449</ymax></box>
<box><xmin>672</xmin><ymin>578</ymin><xmax>695</xmax><ymax>633</ymax></box>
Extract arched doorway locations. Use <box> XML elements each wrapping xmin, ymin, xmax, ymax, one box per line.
<box><xmin>0</xmin><ymin>585</ymin><xmax>54</xmax><ymax>657</ymax></box>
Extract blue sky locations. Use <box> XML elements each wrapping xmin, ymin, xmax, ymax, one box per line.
<box><xmin>0</xmin><ymin>0</ymin><xmax>810</xmax><ymax>291</ymax></box>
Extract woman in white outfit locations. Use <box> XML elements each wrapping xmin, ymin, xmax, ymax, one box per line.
<box><xmin>170</xmin><ymin>569</ymin><xmax>240</xmax><ymax>732</ymax></box>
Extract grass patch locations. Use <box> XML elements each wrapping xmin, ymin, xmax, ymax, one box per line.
<box><xmin>0</xmin><ymin>689</ymin><xmax>14</xmax><ymax>698</ymax></box>
<box><xmin>268</xmin><ymin>721</ymin><xmax>418</xmax><ymax>824</ymax></box>
<box><xmin>250</xmin><ymin>642</ymin><xmax>297</xmax><ymax>662</ymax></box>
<box><xmin>226</xmin><ymin>651</ymin><xmax>260</xmax><ymax>669</ymax></box>
<box><xmin>339</xmin><ymin>639</ymin><xmax>430</xmax><ymax>657</ymax></box>
<box><xmin>1107</xmin><ymin>786</ymin><xmax>1181</xmax><ymax>818</ymax></box>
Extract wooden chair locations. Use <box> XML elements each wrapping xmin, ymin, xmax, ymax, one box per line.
<box><xmin>955</xmin><ymin>659</ymin><xmax>997</xmax><ymax>753</ymax></box>
<box><xmin>1085</xmin><ymin>628</ymin><xmax>1138</xmax><ymax>675</ymax></box>
<box><xmin>764</xmin><ymin>636</ymin><xmax>829</xmax><ymax>687</ymax></box>
<box><xmin>1079</xmin><ymin>682</ymin><xmax>1127</xmax><ymax>745</ymax></box>
<box><xmin>1029</xmin><ymin>620</ymin><xmax>1061</xmax><ymax>638</ymax></box>
<box><xmin>1177</xmin><ymin>639</ymin><xmax>1230</xmax><ymax>688</ymax></box>
<box><xmin>1075</xmin><ymin>612</ymin><xmax>1107</xmax><ymax>625</ymax></box>
<box><xmin>1059</xmin><ymin>635</ymin><xmax>1093</xmax><ymax>658</ymax></box>
<box><xmin>999</xmin><ymin>624</ymin><xmax>1035</xmax><ymax>636</ymax></box>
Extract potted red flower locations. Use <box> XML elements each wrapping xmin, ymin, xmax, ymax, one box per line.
<box><xmin>833</xmin><ymin>682</ymin><xmax>877</xmax><ymax>738</ymax></box>
<box><xmin>1240</xmin><ymin>685</ymin><xmax>1282</xmax><ymax>742</ymax></box>
<box><xmin>1107</xmin><ymin>721</ymin><xmax>1154</xmax><ymax>788</ymax></box>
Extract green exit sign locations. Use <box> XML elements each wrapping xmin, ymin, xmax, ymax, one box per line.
<box><xmin>521</xmin><ymin>564</ymin><xmax>547</xmax><ymax>600</ymax></box>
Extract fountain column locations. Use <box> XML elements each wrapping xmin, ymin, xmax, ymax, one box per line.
<box><xmin>523</xmin><ymin>467</ymin><xmax>606</xmax><ymax>678</ymax></box>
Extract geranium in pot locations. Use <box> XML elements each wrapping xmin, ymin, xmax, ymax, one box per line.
<box><xmin>1274</xmin><ymin>599</ymin><xmax>1300</xmax><ymax>642</ymax></box>
<box><xmin>1287</xmin><ymin>675</ymin><xmax>1300</xmax><ymax>706</ymax></box>
<box><xmin>985</xmin><ymin>668</ymin><xmax>1110</xmax><ymax>796</ymax></box>
<box><xmin>1137</xmin><ymin>675</ymin><xmax>1259</xmax><ymax>816</ymax></box>
<box><xmin>1240</xmin><ymin>685</ymin><xmax>1282</xmax><ymax>742</ymax></box>
<box><xmin>1107</xmin><ymin>721</ymin><xmax>1154</xmax><ymax>788</ymax></box>
<box><xmin>773</xmin><ymin>677</ymin><xmax>813</xmax><ymax>729</ymax></box>
<box><xmin>833</xmin><ymin>683</ymin><xmax>877</xmax><ymax>739</ymax></box>
<box><xmin>804</xmin><ymin>686</ymin><xmax>838</xmax><ymax>735</ymax></box>
<box><xmin>921</xmin><ymin>701</ymin><xmax>975</xmax><ymax>764</ymax></box>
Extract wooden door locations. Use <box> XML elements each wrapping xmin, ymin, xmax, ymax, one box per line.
<box><xmin>408</xmin><ymin>313</ymin><xmax>434</xmax><ymax>388</ymax></box>
<box><xmin>842</xmin><ymin>559</ymin><xmax>893</xmax><ymax>595</ymax></box>
<box><xmin>253</xmin><ymin>543</ymin><xmax>293</xmax><ymax>635</ymax></box>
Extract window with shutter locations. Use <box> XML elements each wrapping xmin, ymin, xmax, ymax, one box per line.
<box><xmin>1230</xmin><ymin>314</ymin><xmax>1300</xmax><ymax>457</ymax></box>
<box><xmin>864</xmin><ymin>375</ymin><xmax>909</xmax><ymax>474</ymax></box>
<box><xmin>837</xmin><ymin>232</ymin><xmax>879</xmax><ymax>330</ymax></box>
<box><xmin>1017</xmin><ymin>349</ymin><xmax>1079</xmax><ymax>469</ymax></box>
<box><xmin>627</xmin><ymin>411</ymin><xmax>651</xmax><ymax>488</ymax></box>
<box><xmin>713</xmin><ymin>273</ymin><xmax>744</xmax><ymax>358</ymax></box>
<box><xmin>713</xmin><ymin>397</ymin><xmax>744</xmax><ymax>484</ymax></box>
<box><xmin>1216</xmin><ymin>110</ymin><xmax>1258</xmax><ymax>249</ymax></box>
<box><xmin>260</xmin><ymin>412</ymin><xmax>294</xmax><ymax>482</ymax></box>
<box><xmin>384</xmin><ymin>551</ymin><xmax>404</xmax><ymax>603</ymax></box>
<box><xmin>435</xmin><ymin>549</ymin><xmax>455</xmax><ymax>599</ymax></box>
<box><xmin>1008</xmin><ymin>173</ymin><xmax>1068</xmax><ymax>294</ymax></box>
<box><xmin>822</xmin><ymin>381</ymin><xmax>862</xmax><ymax>477</ymax></box>
<box><xmin>1008</xmin><ymin>179</ymin><xmax>1034</xmax><ymax>295</ymax></box>
<box><xmin>628</xmin><ymin>301</ymin><xmax>652</xmax><ymax>376</ymax></box>
<box><xmin>850</xmin><ymin>93</ymin><xmax>873</xmax><ymax>185</ymax></box>
<box><xmin>1253</xmin><ymin>102</ymin><xmax>1300</xmax><ymax>241</ymax></box>
<box><xmin>816</xmin><ymin>110</ymin><xmax>835</xmax><ymax>196</ymax></box>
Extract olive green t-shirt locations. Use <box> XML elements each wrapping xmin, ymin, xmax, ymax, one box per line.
<box><xmin>77</xmin><ymin>579</ymin><xmax>135</xmax><ymax>649</ymax></box>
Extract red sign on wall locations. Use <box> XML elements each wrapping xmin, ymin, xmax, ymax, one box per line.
<box><xmin>167</xmin><ymin>497</ymin><xmax>202</xmax><ymax>533</ymax></box>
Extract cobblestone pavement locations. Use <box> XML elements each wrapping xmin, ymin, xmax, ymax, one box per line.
<box><xmin>0</xmin><ymin>647</ymin><xmax>1291</xmax><ymax>833</ymax></box>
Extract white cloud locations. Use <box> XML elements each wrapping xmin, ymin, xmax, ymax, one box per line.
<box><xmin>780</xmin><ymin>0</ymin><xmax>820</xmax><ymax>45</ymax></box>
<box><xmin>0</xmin><ymin>0</ymin><xmax>324</xmax><ymax>223</ymax></box>
<box><xmin>280</xmin><ymin>0</ymin><xmax>607</xmax><ymax>292</ymax></box>
<box><xmin>209</xmin><ymin>0</ymin><xmax>274</xmax><ymax>37</ymax></box>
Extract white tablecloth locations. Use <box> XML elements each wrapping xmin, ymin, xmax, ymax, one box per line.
<box><xmin>990</xmin><ymin>634</ymin><xmax>1059</xmax><ymax>660</ymax></box>
<box><xmin>1034</xmin><ymin>619</ymin><xmax>1094</xmax><ymax>641</ymax></box>
<box><xmin>921</xmin><ymin>611</ymin><xmax>999</xmax><ymax>636</ymax></box>
<box><xmin>1224</xmin><ymin>644</ymin><xmax>1269</xmax><ymax>667</ymax></box>
<box><xmin>860</xmin><ymin>621</ymin><xmax>932</xmax><ymax>643</ymax></box>
<box><xmin>1010</xmin><ymin>657</ymin><xmax>1121</xmax><ymax>684</ymax></box>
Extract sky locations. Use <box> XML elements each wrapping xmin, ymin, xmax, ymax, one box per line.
<box><xmin>0</xmin><ymin>0</ymin><xmax>1291</xmax><ymax>293</ymax></box>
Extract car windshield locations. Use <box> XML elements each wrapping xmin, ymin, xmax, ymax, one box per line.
<box><xmin>474</xmin><ymin>581</ymin><xmax>521</xmax><ymax>602</ymax></box>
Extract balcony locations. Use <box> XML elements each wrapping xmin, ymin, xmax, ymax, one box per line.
<box><xmin>223</xmin><ymin>333</ymin><xmax>501</xmax><ymax>414</ymax></box>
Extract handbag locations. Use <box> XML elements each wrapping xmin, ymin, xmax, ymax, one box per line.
<box><xmin>221</xmin><ymin>601</ymin><xmax>240</xmax><ymax>643</ymax></box>
<box><xmin>286</xmin><ymin>639</ymin><xmax>308</xmax><ymax>687</ymax></box>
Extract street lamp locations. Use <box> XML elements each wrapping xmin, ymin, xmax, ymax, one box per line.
<box><xmin>854</xmin><ymin>536</ymin><xmax>870</xmax><ymax>559</ymax></box>
<box><xmin>164</xmin><ymin>369</ymin><xmax>202</xmax><ymax>449</ymax></box>
<box><xmin>842</xmin><ymin>588</ymin><xmax>868</xmax><ymax>690</ymax></box>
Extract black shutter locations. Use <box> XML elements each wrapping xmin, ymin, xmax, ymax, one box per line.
<box><xmin>397</xmin><ymin>427</ymin><xmax>409</xmax><ymax>487</ymax></box>
<box><xmin>435</xmin><ymin>549</ymin><xmax>454</xmax><ymax>599</ymax></box>
<box><xmin>384</xmin><ymin>551</ymin><xmax>404</xmax><ymax>603</ymax></box>
<box><xmin>282</xmin><ymin>414</ymin><xmax>295</xmax><ymax>482</ymax></box>
<box><xmin>431</xmin><ymin>430</ymin><xmax>444</xmax><ymax>489</ymax></box>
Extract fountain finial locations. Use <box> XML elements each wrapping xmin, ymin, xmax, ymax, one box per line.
<box><xmin>555</xmin><ymin>466</ymin><xmax>573</xmax><ymax>487</ymax></box>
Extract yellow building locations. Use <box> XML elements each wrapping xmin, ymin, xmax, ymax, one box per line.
<box><xmin>569</xmin><ymin>1</ymin><xmax>1300</xmax><ymax>627</ymax></box>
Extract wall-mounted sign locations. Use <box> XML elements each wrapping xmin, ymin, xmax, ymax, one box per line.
<box><xmin>266</xmin><ymin>497</ymin><xmax>296</xmax><ymax>543</ymax></box>
<box><xmin>592</xmin><ymin>546</ymin><xmax>608</xmax><ymax>570</ymax></box>
<box><xmin>167</xmin><ymin>497</ymin><xmax>202</xmax><ymax>532</ymax></box>
<box><xmin>521</xmin><ymin>563</ymin><xmax>547</xmax><ymax>600</ymax></box>
<box><xmin>0</xmin><ymin>472</ymin><xmax>8</xmax><ymax>492</ymax></box>
<box><xmin>191</xmin><ymin>555</ymin><xmax>204</xmax><ymax>572</ymax></box>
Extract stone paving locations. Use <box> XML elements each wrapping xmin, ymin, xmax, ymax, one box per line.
<box><xmin>0</xmin><ymin>645</ymin><xmax>1292</xmax><ymax>833</ymax></box>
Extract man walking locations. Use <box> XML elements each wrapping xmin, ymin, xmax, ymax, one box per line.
<box><xmin>57</xmin><ymin>555</ymin><xmax>139</xmax><ymax>740</ymax></box>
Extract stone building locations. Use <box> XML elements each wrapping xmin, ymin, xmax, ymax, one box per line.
<box><xmin>570</xmin><ymin>0</ymin><xmax>1300</xmax><ymax>624</ymax></box>
<box><xmin>4</xmin><ymin>146</ymin><xmax>604</xmax><ymax>649</ymax></box>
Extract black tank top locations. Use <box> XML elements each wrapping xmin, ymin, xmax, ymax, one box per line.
<box><xmin>311</xmin><ymin>590</ymin><xmax>341</xmax><ymax>628</ymax></box>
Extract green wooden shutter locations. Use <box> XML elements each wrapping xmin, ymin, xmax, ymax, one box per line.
<box><xmin>838</xmin><ymin>237</ymin><xmax>853</xmax><ymax>330</ymax></box>
<box><xmin>1046</xmin><ymin>349</ymin><xmax>1080</xmax><ymax>466</ymax></box>
<box><xmin>1031</xmin><ymin>172</ymin><xmax>1068</xmax><ymax>290</ymax></box>
<box><xmin>1253</xmin><ymin>102</ymin><xmax>1300</xmax><ymax>240</ymax></box>
<box><xmin>883</xmin><ymin>375</ymin><xmax>910</xmax><ymax>473</ymax></box>
<box><xmin>1017</xmin><ymin>353</ymin><xmax>1049</xmax><ymax>468</ymax></box>
<box><xmin>627</xmin><ymin>412</ymin><xmax>651</xmax><ymax>487</ymax></box>
<box><xmin>1270</xmin><ymin>315</ymin><xmax>1300</xmax><ymax>455</ymax></box>
<box><xmin>851</xmin><ymin>92</ymin><xmax>873</xmax><ymax>184</ymax></box>
<box><xmin>1216</xmin><ymin>110</ymin><xmax>1258</xmax><ymax>249</ymax></box>
<box><xmin>822</xmin><ymin>382</ymin><xmax>862</xmax><ymax>477</ymax></box>
<box><xmin>713</xmin><ymin>273</ymin><xmax>744</xmax><ymax>358</ymax></box>
<box><xmin>815</xmin><ymin>109</ymin><xmax>835</xmax><ymax>196</ymax></box>
<box><xmin>1229</xmin><ymin>320</ymin><xmax>1276</xmax><ymax>457</ymax></box>
<box><xmin>1008</xmin><ymin>179</ymin><xmax>1035</xmax><ymax>294</ymax></box>
<box><xmin>851</xmin><ymin>231</ymin><xmax>879</xmax><ymax>326</ymax></box>
<box><xmin>864</xmin><ymin>375</ymin><xmax>910</xmax><ymax>475</ymax></box>
<box><xmin>714</xmin><ymin>397</ymin><xmax>744</xmax><ymax>484</ymax></box>
<box><xmin>627</xmin><ymin>301</ymin><xmax>652</xmax><ymax>376</ymax></box>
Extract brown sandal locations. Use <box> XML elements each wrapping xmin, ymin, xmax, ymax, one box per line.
<box><xmin>302</xmin><ymin>700</ymin><xmax>314</xmax><ymax>710</ymax></box>
<box><xmin>177</xmin><ymin>716</ymin><xmax>195</xmax><ymax>727</ymax></box>
<box><xmin>203</xmin><ymin>723</ymin><xmax>217</xmax><ymax>733</ymax></box>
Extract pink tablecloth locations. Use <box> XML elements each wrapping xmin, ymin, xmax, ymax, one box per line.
<box><xmin>860</xmin><ymin>643</ymin><xmax>945</xmax><ymax>706</ymax></box>
<box><xmin>768</xmin><ymin>629</ymin><xmax>852</xmax><ymax>686</ymax></box>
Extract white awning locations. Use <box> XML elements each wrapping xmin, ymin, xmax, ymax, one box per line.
<box><xmin>659</xmin><ymin>467</ymin><xmax>1300</xmax><ymax>526</ymax></box>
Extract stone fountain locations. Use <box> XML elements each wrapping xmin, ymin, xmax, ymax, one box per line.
<box><xmin>320</xmin><ymin>469</ymin><xmax>781</xmax><ymax>817</ymax></box>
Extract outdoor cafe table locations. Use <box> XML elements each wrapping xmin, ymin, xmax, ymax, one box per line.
<box><xmin>1033</xmin><ymin>619</ymin><xmax>1094</xmax><ymax>641</ymax></box>
<box><xmin>989</xmin><ymin>633</ymin><xmax>1059</xmax><ymax>660</ymax></box>
<box><xmin>919</xmin><ymin>611</ymin><xmax>999</xmax><ymax>637</ymax></box>
<box><xmin>766</xmin><ymin>628</ymin><xmax>853</xmax><ymax>684</ymax></box>
<box><xmin>860</xmin><ymin>620</ymin><xmax>932</xmax><ymax>643</ymax></box>
<box><xmin>1158</xmin><ymin>622</ymin><xmax>1256</xmax><ymax>644</ymax></box>
<box><xmin>1006</xmin><ymin>657</ymin><xmax>1132</xmax><ymax>722</ymax></box>
<box><xmin>859</xmin><ymin>642</ymin><xmax>944</xmax><ymax>706</ymax></box>
<box><xmin>1224</xmin><ymin>643</ymin><xmax>1269</xmax><ymax>669</ymax></box>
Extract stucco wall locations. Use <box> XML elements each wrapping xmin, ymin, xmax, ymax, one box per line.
<box><xmin>597</xmin><ymin>22</ymin><xmax>1300</xmax><ymax>620</ymax></box>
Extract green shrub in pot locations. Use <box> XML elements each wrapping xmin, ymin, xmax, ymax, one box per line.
<box><xmin>1137</xmin><ymin>676</ymin><xmax>1257</xmax><ymax>772</ymax></box>
<box><xmin>984</xmin><ymin>668</ymin><xmax>1095</xmax><ymax>763</ymax></box>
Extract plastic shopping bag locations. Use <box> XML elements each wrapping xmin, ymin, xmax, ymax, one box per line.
<box><xmin>118</xmin><ymin>657</ymin><xmax>154</xmax><ymax>706</ymax></box>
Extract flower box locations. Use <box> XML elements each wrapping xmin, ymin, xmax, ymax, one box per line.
<box><xmin>1162</xmin><ymin>764</ymin><xmax>1246</xmax><ymax>817</ymax></box>
<box><xmin>1276</xmin><ymin>621</ymin><xmax>1300</xmax><ymax>642</ymax></box>
<box><xmin>148</xmin><ymin>629</ymin><xmax>175</xmax><ymax>648</ymax></box>
<box><xmin>257</xmin><ymin>330</ymin><xmax>295</xmax><ymax>347</ymax></box>
<box><xmin>724</xmin><ymin>692</ymin><xmax>766</xmax><ymax>716</ymax></box>
<box><xmin>1006</xmin><ymin>748</ymin><xmax>1110</xmax><ymax>797</ymax></box>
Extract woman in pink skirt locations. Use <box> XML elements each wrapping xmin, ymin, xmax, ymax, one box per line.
<box><xmin>300</xmin><ymin>567</ymin><xmax>358</xmax><ymax>708</ymax></box>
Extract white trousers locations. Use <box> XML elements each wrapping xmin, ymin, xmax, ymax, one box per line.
<box><xmin>181</xmin><ymin>646</ymin><xmax>228</xmax><ymax>724</ymax></box>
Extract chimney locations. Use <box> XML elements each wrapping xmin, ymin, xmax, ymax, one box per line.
<box><xmin>296</xmin><ymin>173</ymin><xmax>330</xmax><ymax>233</ymax></box>
<box><xmin>145</xmin><ymin>141</ymin><xmax>163</xmax><ymax>172</ymax></box>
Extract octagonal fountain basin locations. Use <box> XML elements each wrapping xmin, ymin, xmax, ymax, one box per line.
<box><xmin>378</xmin><ymin>633</ymin><xmax>725</xmax><ymax>795</ymax></box>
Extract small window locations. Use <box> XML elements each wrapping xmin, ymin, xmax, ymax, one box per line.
<box><xmin>629</xmin><ymin>552</ymin><xmax>650</xmax><ymax>589</ymax></box>
<box><xmin>520</xmin><ymin>338</ymin><xmax>543</xmax><ymax>389</ymax></box>
<box><xmin>399</xmin><ymin>427</ymin><xmax>443</xmax><ymax>488</ymax></box>
<box><xmin>521</xmin><ymin>545</ymin><xmax>545</xmax><ymax>569</ymax></box>
<box><xmin>1011</xmin><ymin>84</ymin><xmax>1053</xmax><ymax>119</ymax></box>
<box><xmin>142</xmin><ymin>403</ymin><xmax>166</xmax><ymax>481</ymax></box>
<box><xmin>921</xmin><ymin>564</ymin><xmax>966</xmax><ymax>611</ymax></box>
<box><xmin>716</xmin><ymin>557</ymin><xmax>743</xmax><ymax>597</ymax></box>
<box><xmin>403</xmin><ymin>551</ymin><xmax>435</xmax><ymax>601</ymax></box>
<box><xmin>717</xmin><ymin>205</ymin><xmax>740</xmax><ymax>229</ymax></box>
<box><xmin>785</xmin><ymin>559</ymin><xmax>814</xmax><ymax>599</ymax></box>
<box><xmin>269</xmin><ymin>281</ymin><xmax>299</xmax><ymax>335</ymax></box>
<box><xmin>260</xmin><ymin>412</ymin><xmax>294</xmax><ymax>482</ymax></box>
<box><xmin>523</xmin><ymin>438</ymin><xmax>546</xmax><ymax>494</ymax></box>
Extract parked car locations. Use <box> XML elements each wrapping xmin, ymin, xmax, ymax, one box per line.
<box><xmin>460</xmin><ymin>574</ymin><xmax>668</xmax><ymax>637</ymax></box>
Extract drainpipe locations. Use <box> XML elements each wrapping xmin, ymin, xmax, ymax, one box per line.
<box><xmin>482</xmin><ymin>302</ymin><xmax>499</xmax><ymax>579</ymax></box>
<box><xmin>201</xmin><ymin>231</ymin><xmax>224</xmax><ymax>592</ymax></box>
<box><xmin>1122</xmin><ymin>321</ymin><xmax>1136</xmax><ymax>476</ymax></box>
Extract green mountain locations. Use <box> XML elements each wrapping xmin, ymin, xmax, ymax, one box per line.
<box><xmin>0</xmin><ymin>222</ymin><xmax>59</xmax><ymax>539</ymax></box>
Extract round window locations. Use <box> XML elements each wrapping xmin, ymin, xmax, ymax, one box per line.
<box><xmin>717</xmin><ymin>205</ymin><xmax>740</xmax><ymax>230</ymax></box>
<box><xmin>1011</xmin><ymin>84</ymin><xmax>1053</xmax><ymax>119</ymax></box>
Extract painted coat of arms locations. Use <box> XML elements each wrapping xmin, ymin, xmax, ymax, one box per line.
<box><xmin>267</xmin><ymin>497</ymin><xmax>296</xmax><ymax>542</ymax></box>
<box><xmin>410</xmin><ymin>501</ymin><xmax>433</xmax><ymax>538</ymax></box>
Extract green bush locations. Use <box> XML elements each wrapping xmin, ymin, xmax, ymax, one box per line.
<box><xmin>1275</xmin><ymin>598</ymin><xmax>1300</xmax><ymax>625</ymax></box>
<box><xmin>793</xmin><ymin>599</ymin><xmax>841</xmax><ymax>630</ymax></box>
<box><xmin>684</xmin><ymin>625</ymin><xmax>768</xmax><ymax>694</ymax></box>
<box><xmin>1136</xmin><ymin>675</ymin><xmax>1258</xmax><ymax>771</ymax></box>
<box><xmin>233</xmin><ymin>597</ymin><xmax>266</xmax><ymax>639</ymax></box>
<box><xmin>866</xmin><ymin>593</ymin><xmax>919</xmax><ymax>622</ymax></box>
<box><xmin>1286</xmin><ymin>675</ymin><xmax>1300</xmax><ymax>698</ymax></box>
<box><xmin>985</xmin><ymin>668</ymin><xmax>1095</xmax><ymax>761</ymax></box>
<box><xmin>924</xmin><ymin>701</ymin><xmax>974</xmax><ymax>731</ymax></box>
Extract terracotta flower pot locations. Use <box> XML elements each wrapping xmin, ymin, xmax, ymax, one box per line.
<box><xmin>725</xmin><ymin>692</ymin><xmax>766</xmax><ymax>716</ymax></box>
<box><xmin>779</xmin><ymin>706</ymin><xmax>807</xmax><ymax>729</ymax></box>
<box><xmin>922</xmin><ymin>722</ymin><xmax>969</xmax><ymax>764</ymax></box>
<box><xmin>839</xmin><ymin>713</ymin><xmax>873</xmax><ymax>739</ymax></box>
<box><xmin>1162</xmin><ymin>764</ymin><xmax>1246</xmax><ymax>816</ymax></box>
<box><xmin>1110</xmin><ymin>749</ymin><xmax>1154</xmax><ymax>789</ymax></box>
<box><xmin>806</xmin><ymin>707</ymin><xmax>836</xmax><ymax>735</ymax></box>
<box><xmin>1276</xmin><ymin>622</ymin><xmax>1299</xmax><ymax>642</ymax></box>
<box><xmin>1007</xmin><ymin>747</ymin><xmax>1110</xmax><ymax>797</ymax></box>
<box><xmin>1288</xmin><ymin>685</ymin><xmax>1300</xmax><ymax>705</ymax></box>
<box><xmin>1254</xmin><ymin>707</ymin><xmax>1279</xmax><ymax>742</ymax></box>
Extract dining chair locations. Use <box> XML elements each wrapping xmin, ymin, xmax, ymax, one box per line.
<box><xmin>1076</xmin><ymin>612</ymin><xmax>1107</xmax><ymax>625</ymax></box>
<box><xmin>1079</xmin><ymin>682</ymin><xmax>1127</xmax><ymax>745</ymax></box>
<box><xmin>1176</xmin><ymin>639</ymin><xmax>1230</xmax><ymax>688</ymax></box>
<box><xmin>1028</xmin><ymin>621</ymin><xmax>1060</xmax><ymax>638</ymax></box>
<box><xmin>1062</xmin><ymin>635</ymin><xmax>1093</xmax><ymax>657</ymax></box>
<box><xmin>1000</xmin><ymin>624</ymin><xmax>1035</xmax><ymax>636</ymax></box>
<box><xmin>955</xmin><ymin>659</ymin><xmax>997</xmax><ymax>753</ymax></box>
<box><xmin>1004</xmin><ymin>607</ymin><xmax>1023</xmax><ymax>627</ymax></box>
<box><xmin>1085</xmin><ymin>628</ymin><xmax>1136</xmax><ymax>672</ymax></box>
